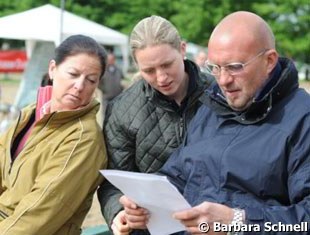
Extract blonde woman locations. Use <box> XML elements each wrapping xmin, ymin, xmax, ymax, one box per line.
<box><xmin>98</xmin><ymin>15</ymin><xmax>213</xmax><ymax>235</ymax></box>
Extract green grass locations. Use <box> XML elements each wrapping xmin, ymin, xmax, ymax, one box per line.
<box><xmin>300</xmin><ymin>80</ymin><xmax>310</xmax><ymax>84</ymax></box>
<box><xmin>0</xmin><ymin>78</ymin><xmax>21</xmax><ymax>84</ymax></box>
<box><xmin>0</xmin><ymin>73</ymin><xmax>22</xmax><ymax>84</ymax></box>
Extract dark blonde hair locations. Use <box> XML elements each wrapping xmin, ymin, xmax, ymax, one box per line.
<box><xmin>130</xmin><ymin>15</ymin><xmax>181</xmax><ymax>62</ymax></box>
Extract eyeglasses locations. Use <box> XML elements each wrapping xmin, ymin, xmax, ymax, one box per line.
<box><xmin>205</xmin><ymin>49</ymin><xmax>269</xmax><ymax>76</ymax></box>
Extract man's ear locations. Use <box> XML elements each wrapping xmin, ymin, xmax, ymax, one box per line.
<box><xmin>266</xmin><ymin>49</ymin><xmax>279</xmax><ymax>74</ymax></box>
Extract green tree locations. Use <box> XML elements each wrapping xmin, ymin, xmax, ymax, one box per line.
<box><xmin>0</xmin><ymin>0</ymin><xmax>309</xmax><ymax>63</ymax></box>
<box><xmin>253</xmin><ymin>0</ymin><xmax>310</xmax><ymax>62</ymax></box>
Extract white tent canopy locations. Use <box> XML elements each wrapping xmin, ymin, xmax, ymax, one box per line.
<box><xmin>0</xmin><ymin>4</ymin><xmax>129</xmax><ymax>71</ymax></box>
<box><xmin>0</xmin><ymin>4</ymin><xmax>129</xmax><ymax>108</ymax></box>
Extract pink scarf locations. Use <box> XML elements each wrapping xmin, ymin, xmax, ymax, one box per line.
<box><xmin>13</xmin><ymin>86</ymin><xmax>52</xmax><ymax>158</ymax></box>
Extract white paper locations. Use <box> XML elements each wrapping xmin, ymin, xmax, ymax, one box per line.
<box><xmin>100</xmin><ymin>169</ymin><xmax>191</xmax><ymax>235</ymax></box>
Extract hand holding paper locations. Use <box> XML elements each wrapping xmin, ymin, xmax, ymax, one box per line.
<box><xmin>100</xmin><ymin>169</ymin><xmax>191</xmax><ymax>235</ymax></box>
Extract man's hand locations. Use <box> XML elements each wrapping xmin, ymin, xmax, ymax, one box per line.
<box><xmin>119</xmin><ymin>195</ymin><xmax>149</xmax><ymax>230</ymax></box>
<box><xmin>173</xmin><ymin>201</ymin><xmax>233</xmax><ymax>234</ymax></box>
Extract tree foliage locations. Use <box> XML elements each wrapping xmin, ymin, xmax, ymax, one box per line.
<box><xmin>0</xmin><ymin>0</ymin><xmax>309</xmax><ymax>63</ymax></box>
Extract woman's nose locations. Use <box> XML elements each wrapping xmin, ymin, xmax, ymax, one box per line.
<box><xmin>74</xmin><ymin>78</ymin><xmax>85</xmax><ymax>91</ymax></box>
<box><xmin>156</xmin><ymin>69</ymin><xmax>168</xmax><ymax>83</ymax></box>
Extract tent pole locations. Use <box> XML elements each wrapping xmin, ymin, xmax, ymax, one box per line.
<box><xmin>60</xmin><ymin>0</ymin><xmax>65</xmax><ymax>43</ymax></box>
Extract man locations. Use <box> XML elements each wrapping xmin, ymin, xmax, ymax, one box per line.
<box><xmin>120</xmin><ymin>11</ymin><xmax>310</xmax><ymax>235</ymax></box>
<box><xmin>98</xmin><ymin>52</ymin><xmax>123</xmax><ymax>102</ymax></box>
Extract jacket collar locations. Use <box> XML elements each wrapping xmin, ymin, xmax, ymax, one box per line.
<box><xmin>25</xmin><ymin>99</ymin><xmax>100</xmax><ymax>125</ymax></box>
<box><xmin>144</xmin><ymin>59</ymin><xmax>209</xmax><ymax>112</ymax></box>
<box><xmin>202</xmin><ymin>57</ymin><xmax>299</xmax><ymax>124</ymax></box>
<box><xmin>5</xmin><ymin>99</ymin><xmax>100</xmax><ymax>150</ymax></box>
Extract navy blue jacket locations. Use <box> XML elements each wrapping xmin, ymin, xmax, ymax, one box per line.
<box><xmin>160</xmin><ymin>58</ymin><xmax>310</xmax><ymax>235</ymax></box>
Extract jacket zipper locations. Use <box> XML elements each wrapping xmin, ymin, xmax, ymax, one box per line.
<box><xmin>8</xmin><ymin>112</ymin><xmax>22</xmax><ymax>174</ymax></box>
<box><xmin>179</xmin><ymin>117</ymin><xmax>184</xmax><ymax>140</ymax></box>
<box><xmin>8</xmin><ymin>113</ymin><xmax>55</xmax><ymax>174</ymax></box>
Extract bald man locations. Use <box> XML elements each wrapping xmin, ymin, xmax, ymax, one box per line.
<box><xmin>119</xmin><ymin>12</ymin><xmax>310</xmax><ymax>235</ymax></box>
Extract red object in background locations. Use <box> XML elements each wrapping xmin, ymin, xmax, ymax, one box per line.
<box><xmin>0</xmin><ymin>50</ymin><xmax>27</xmax><ymax>73</ymax></box>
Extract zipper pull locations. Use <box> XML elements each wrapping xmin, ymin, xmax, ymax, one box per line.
<box><xmin>179</xmin><ymin>117</ymin><xmax>184</xmax><ymax>139</ymax></box>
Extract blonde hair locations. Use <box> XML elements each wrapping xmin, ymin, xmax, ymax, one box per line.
<box><xmin>130</xmin><ymin>15</ymin><xmax>181</xmax><ymax>61</ymax></box>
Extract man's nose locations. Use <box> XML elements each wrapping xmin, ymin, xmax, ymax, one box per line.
<box><xmin>217</xmin><ymin>68</ymin><xmax>233</xmax><ymax>86</ymax></box>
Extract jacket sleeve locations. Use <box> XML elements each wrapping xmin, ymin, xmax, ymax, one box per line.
<box><xmin>158</xmin><ymin>146</ymin><xmax>187</xmax><ymax>195</ymax></box>
<box><xmin>0</xmin><ymin>123</ymin><xmax>16</xmax><ymax>197</ymax></box>
<box><xmin>98</xmin><ymin>100</ymin><xmax>138</xmax><ymax>226</ymax></box>
<box><xmin>244</xmin><ymin>115</ymin><xmax>310</xmax><ymax>234</ymax></box>
<box><xmin>0</xmin><ymin>129</ymin><xmax>107</xmax><ymax>235</ymax></box>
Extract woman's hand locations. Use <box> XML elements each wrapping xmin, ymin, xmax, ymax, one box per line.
<box><xmin>111</xmin><ymin>210</ymin><xmax>132</xmax><ymax>235</ymax></box>
<box><xmin>119</xmin><ymin>195</ymin><xmax>149</xmax><ymax>230</ymax></box>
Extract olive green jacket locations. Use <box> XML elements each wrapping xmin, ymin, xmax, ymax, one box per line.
<box><xmin>0</xmin><ymin>100</ymin><xmax>107</xmax><ymax>235</ymax></box>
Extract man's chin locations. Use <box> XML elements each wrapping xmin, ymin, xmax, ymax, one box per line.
<box><xmin>228</xmin><ymin>101</ymin><xmax>251</xmax><ymax>111</ymax></box>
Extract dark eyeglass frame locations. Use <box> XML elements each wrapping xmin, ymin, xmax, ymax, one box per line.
<box><xmin>205</xmin><ymin>49</ymin><xmax>269</xmax><ymax>76</ymax></box>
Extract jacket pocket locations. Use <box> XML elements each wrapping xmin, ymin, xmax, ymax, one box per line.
<box><xmin>68</xmin><ymin>223</ymin><xmax>82</xmax><ymax>235</ymax></box>
<box><xmin>0</xmin><ymin>209</ymin><xmax>8</xmax><ymax>220</ymax></box>
<box><xmin>8</xmin><ymin>157</ymin><xmax>27</xmax><ymax>187</ymax></box>
<box><xmin>183</xmin><ymin>162</ymin><xmax>205</xmax><ymax>206</ymax></box>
